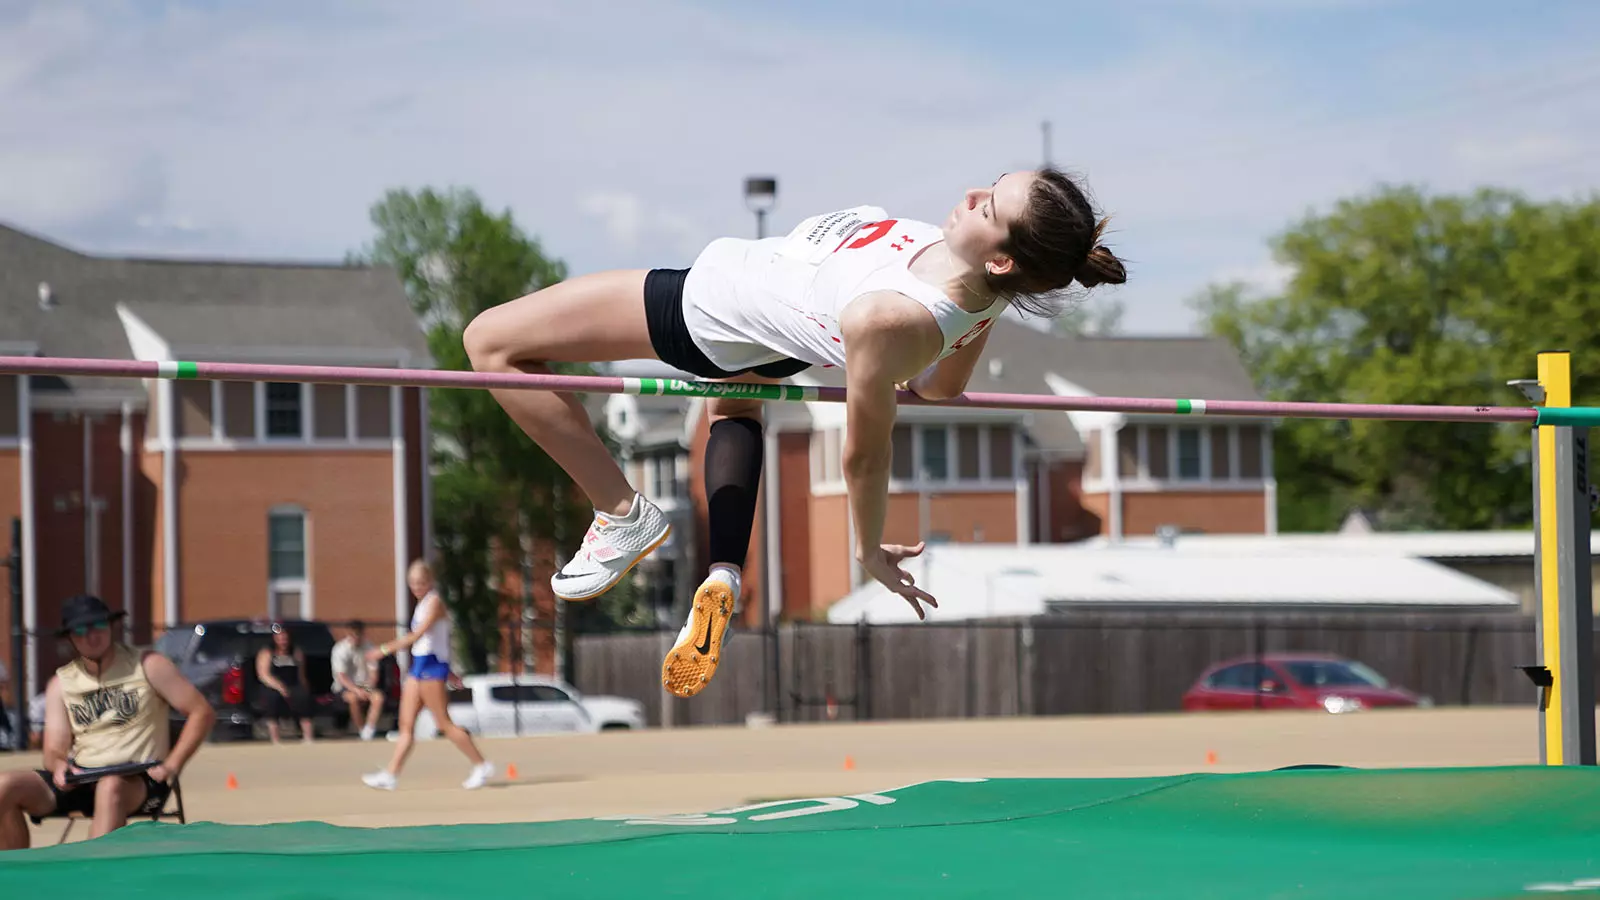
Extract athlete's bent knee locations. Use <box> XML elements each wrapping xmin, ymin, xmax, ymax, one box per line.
<box><xmin>463</xmin><ymin>310</ymin><xmax>512</xmax><ymax>371</ymax></box>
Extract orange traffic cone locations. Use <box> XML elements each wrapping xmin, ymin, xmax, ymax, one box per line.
<box><xmin>843</xmin><ymin>755</ymin><xmax>856</xmax><ymax>771</ymax></box>
<box><xmin>507</xmin><ymin>763</ymin><xmax>519</xmax><ymax>780</ymax></box>
<box><xmin>226</xmin><ymin>772</ymin><xmax>239</xmax><ymax>790</ymax></box>
<box><xmin>1204</xmin><ymin>750</ymin><xmax>1218</xmax><ymax>766</ymax></box>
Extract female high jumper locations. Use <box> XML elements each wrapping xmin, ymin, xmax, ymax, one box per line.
<box><xmin>464</xmin><ymin>167</ymin><xmax>1126</xmax><ymax>698</ymax></box>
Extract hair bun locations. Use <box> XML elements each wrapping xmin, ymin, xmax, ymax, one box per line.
<box><xmin>1074</xmin><ymin>245</ymin><xmax>1127</xmax><ymax>289</ymax></box>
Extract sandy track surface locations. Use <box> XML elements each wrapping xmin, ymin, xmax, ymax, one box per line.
<box><xmin>2</xmin><ymin>706</ymin><xmax>1542</xmax><ymax>842</ymax></box>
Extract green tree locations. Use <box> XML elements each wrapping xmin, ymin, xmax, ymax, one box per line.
<box><xmin>1192</xmin><ymin>185</ymin><xmax>1600</xmax><ymax>532</ymax></box>
<box><xmin>353</xmin><ymin>187</ymin><xmax>629</xmax><ymax>671</ymax></box>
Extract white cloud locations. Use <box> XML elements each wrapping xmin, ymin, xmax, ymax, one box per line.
<box><xmin>579</xmin><ymin>191</ymin><xmax>710</xmax><ymax>258</ymax></box>
<box><xmin>1452</xmin><ymin>134</ymin><xmax>1581</xmax><ymax>170</ymax></box>
<box><xmin>0</xmin><ymin>148</ymin><xmax>165</xmax><ymax>234</ymax></box>
<box><xmin>1211</xmin><ymin>260</ymin><xmax>1298</xmax><ymax>295</ymax></box>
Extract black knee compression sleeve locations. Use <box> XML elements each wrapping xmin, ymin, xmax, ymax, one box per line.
<box><xmin>705</xmin><ymin>417</ymin><xmax>764</xmax><ymax>568</ymax></box>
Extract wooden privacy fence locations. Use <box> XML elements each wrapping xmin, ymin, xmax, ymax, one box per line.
<box><xmin>571</xmin><ymin>609</ymin><xmax>1562</xmax><ymax>729</ymax></box>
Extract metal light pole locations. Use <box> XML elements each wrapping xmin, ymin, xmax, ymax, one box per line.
<box><xmin>743</xmin><ymin>175</ymin><xmax>780</xmax><ymax>717</ymax></box>
<box><xmin>744</xmin><ymin>176</ymin><xmax>777</xmax><ymax>239</ymax></box>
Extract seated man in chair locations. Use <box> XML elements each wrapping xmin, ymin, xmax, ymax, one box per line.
<box><xmin>0</xmin><ymin>595</ymin><xmax>215</xmax><ymax>850</ymax></box>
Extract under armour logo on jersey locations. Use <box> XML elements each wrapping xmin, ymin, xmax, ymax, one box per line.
<box><xmin>891</xmin><ymin>243</ymin><xmax>903</xmax><ymax>251</ymax></box>
<box><xmin>950</xmin><ymin>317</ymin><xmax>994</xmax><ymax>350</ymax></box>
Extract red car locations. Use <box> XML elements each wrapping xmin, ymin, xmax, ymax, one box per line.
<box><xmin>1181</xmin><ymin>653</ymin><xmax>1429</xmax><ymax>713</ymax></box>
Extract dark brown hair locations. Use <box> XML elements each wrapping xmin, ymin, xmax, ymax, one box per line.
<box><xmin>986</xmin><ymin>166</ymin><xmax>1127</xmax><ymax>317</ymax></box>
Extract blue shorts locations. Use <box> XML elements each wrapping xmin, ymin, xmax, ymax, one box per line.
<box><xmin>408</xmin><ymin>654</ymin><xmax>451</xmax><ymax>681</ymax></box>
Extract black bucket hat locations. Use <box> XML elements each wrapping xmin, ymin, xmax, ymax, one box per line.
<box><xmin>57</xmin><ymin>595</ymin><xmax>126</xmax><ymax>636</ymax></box>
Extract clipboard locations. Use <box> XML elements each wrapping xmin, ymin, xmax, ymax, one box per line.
<box><xmin>62</xmin><ymin>760</ymin><xmax>158</xmax><ymax>785</ymax></box>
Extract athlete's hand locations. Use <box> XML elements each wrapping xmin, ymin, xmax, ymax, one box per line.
<box><xmin>859</xmin><ymin>542</ymin><xmax>938</xmax><ymax>620</ymax></box>
<box><xmin>52</xmin><ymin>761</ymin><xmax>71</xmax><ymax>790</ymax></box>
<box><xmin>147</xmin><ymin>762</ymin><xmax>173</xmax><ymax>785</ymax></box>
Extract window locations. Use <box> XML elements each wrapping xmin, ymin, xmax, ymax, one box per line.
<box><xmin>264</xmin><ymin>383</ymin><xmax>303</xmax><ymax>439</ymax></box>
<box><xmin>819</xmin><ymin>423</ymin><xmax>1020</xmax><ymax>487</ymax></box>
<box><xmin>313</xmin><ymin>385</ymin><xmax>348</xmax><ymax>440</ymax></box>
<box><xmin>957</xmin><ymin>425</ymin><xmax>981</xmax><ymax>480</ymax></box>
<box><xmin>1145</xmin><ymin>426</ymin><xmax>1169</xmax><ymax>479</ymax></box>
<box><xmin>154</xmin><ymin>629</ymin><xmax>194</xmax><ymax>662</ymax></box>
<box><xmin>651</xmin><ymin>454</ymin><xmax>681</xmax><ymax>499</ymax></box>
<box><xmin>1090</xmin><ymin>424</ymin><xmax>1270</xmax><ymax>485</ymax></box>
<box><xmin>1207</xmin><ymin>663</ymin><xmax>1271</xmax><ymax>691</ymax></box>
<box><xmin>0</xmin><ymin>374</ymin><xmax>16</xmax><ymax>438</ymax></box>
<box><xmin>176</xmin><ymin>381</ymin><xmax>213</xmax><ymax>438</ymax></box>
<box><xmin>989</xmin><ymin>426</ymin><xmax>1014</xmax><ymax>479</ymax></box>
<box><xmin>1175</xmin><ymin>428</ymin><xmax>1202</xmax><ymax>480</ymax></box>
<box><xmin>891</xmin><ymin>425</ymin><xmax>914</xmax><ymax>479</ymax></box>
<box><xmin>1238</xmin><ymin>425</ymin><xmax>1264</xmax><ymax>478</ymax></box>
<box><xmin>921</xmin><ymin>426</ymin><xmax>948</xmax><ymax>480</ymax></box>
<box><xmin>490</xmin><ymin>684</ymin><xmax>575</xmax><ymax>703</ymax></box>
<box><xmin>1210</xmin><ymin>428</ymin><xmax>1231</xmax><ymax>480</ymax></box>
<box><xmin>1118</xmin><ymin>428</ymin><xmax>1138</xmax><ymax>477</ymax></box>
<box><xmin>222</xmin><ymin>382</ymin><xmax>255</xmax><ymax>438</ymax></box>
<box><xmin>268</xmin><ymin>508</ymin><xmax>308</xmax><ymax>619</ymax></box>
<box><xmin>1280</xmin><ymin>660</ymin><xmax>1389</xmax><ymax>689</ymax></box>
<box><xmin>530</xmin><ymin>684</ymin><xmax>573</xmax><ymax>703</ymax></box>
<box><xmin>823</xmin><ymin>429</ymin><xmax>841</xmax><ymax>482</ymax></box>
<box><xmin>355</xmin><ymin>386</ymin><xmax>393</xmax><ymax>439</ymax></box>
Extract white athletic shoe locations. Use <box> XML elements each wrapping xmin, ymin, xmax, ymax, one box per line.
<box><xmin>362</xmin><ymin>770</ymin><xmax>397</xmax><ymax>791</ymax></box>
<box><xmin>551</xmin><ymin>495</ymin><xmax>672</xmax><ymax>601</ymax></box>
<box><xmin>463</xmin><ymin>762</ymin><xmax>495</xmax><ymax>790</ymax></box>
<box><xmin>359</xmin><ymin>725</ymin><xmax>376</xmax><ymax>741</ymax></box>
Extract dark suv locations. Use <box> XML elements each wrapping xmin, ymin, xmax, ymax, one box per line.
<box><xmin>155</xmin><ymin>619</ymin><xmax>397</xmax><ymax>741</ymax></box>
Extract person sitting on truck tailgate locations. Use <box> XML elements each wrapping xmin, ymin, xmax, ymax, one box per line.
<box><xmin>332</xmin><ymin>620</ymin><xmax>384</xmax><ymax>741</ymax></box>
<box><xmin>255</xmin><ymin>624</ymin><xmax>316</xmax><ymax>745</ymax></box>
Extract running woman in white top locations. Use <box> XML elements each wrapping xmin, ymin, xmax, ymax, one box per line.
<box><xmin>464</xmin><ymin>168</ymin><xmax>1126</xmax><ymax>698</ymax></box>
<box><xmin>361</xmin><ymin>559</ymin><xmax>494</xmax><ymax>790</ymax></box>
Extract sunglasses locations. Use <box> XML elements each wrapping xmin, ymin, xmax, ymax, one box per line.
<box><xmin>69</xmin><ymin>621</ymin><xmax>110</xmax><ymax>637</ymax></box>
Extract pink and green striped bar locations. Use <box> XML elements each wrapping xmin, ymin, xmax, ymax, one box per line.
<box><xmin>2</xmin><ymin>355</ymin><xmax>1597</xmax><ymax>427</ymax></box>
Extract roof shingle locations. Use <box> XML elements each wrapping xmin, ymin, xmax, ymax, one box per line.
<box><xmin>0</xmin><ymin>223</ymin><xmax>427</xmax><ymax>401</ymax></box>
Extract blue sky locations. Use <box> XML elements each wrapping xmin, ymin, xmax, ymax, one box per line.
<box><xmin>1</xmin><ymin>0</ymin><xmax>1596</xmax><ymax>335</ymax></box>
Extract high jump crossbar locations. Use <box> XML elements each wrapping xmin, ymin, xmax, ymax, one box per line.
<box><xmin>0</xmin><ymin>355</ymin><xmax>1597</xmax><ymax>426</ymax></box>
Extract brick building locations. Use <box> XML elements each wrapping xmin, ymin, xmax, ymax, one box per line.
<box><xmin>604</xmin><ymin>317</ymin><xmax>1275</xmax><ymax>626</ymax></box>
<box><xmin>0</xmin><ymin>223</ymin><xmax>431</xmax><ymax>702</ymax></box>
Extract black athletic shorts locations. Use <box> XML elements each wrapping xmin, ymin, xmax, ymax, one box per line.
<box><xmin>27</xmin><ymin>767</ymin><xmax>171</xmax><ymax>824</ymax></box>
<box><xmin>642</xmin><ymin>268</ymin><xmax>812</xmax><ymax>380</ymax></box>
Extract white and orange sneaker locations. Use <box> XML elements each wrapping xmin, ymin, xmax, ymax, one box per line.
<box><xmin>662</xmin><ymin>570</ymin><xmax>739</xmax><ymax>698</ymax></box>
<box><xmin>551</xmin><ymin>494</ymin><xmax>672</xmax><ymax>601</ymax></box>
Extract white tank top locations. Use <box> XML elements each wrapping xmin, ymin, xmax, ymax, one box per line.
<box><xmin>410</xmin><ymin>592</ymin><xmax>451</xmax><ymax>661</ymax></box>
<box><xmin>682</xmin><ymin>207</ymin><xmax>1006</xmax><ymax>372</ymax></box>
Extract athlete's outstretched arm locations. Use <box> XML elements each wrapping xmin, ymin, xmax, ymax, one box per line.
<box><xmin>840</xmin><ymin>293</ymin><xmax>943</xmax><ymax>618</ymax></box>
<box><xmin>904</xmin><ymin>326</ymin><xmax>994</xmax><ymax>401</ymax></box>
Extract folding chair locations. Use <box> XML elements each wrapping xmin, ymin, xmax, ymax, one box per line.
<box><xmin>37</xmin><ymin>771</ymin><xmax>188</xmax><ymax>845</ymax></box>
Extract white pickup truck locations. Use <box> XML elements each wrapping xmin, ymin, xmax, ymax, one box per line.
<box><xmin>411</xmin><ymin>673</ymin><xmax>645</xmax><ymax>740</ymax></box>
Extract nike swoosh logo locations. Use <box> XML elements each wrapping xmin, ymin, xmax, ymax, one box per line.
<box><xmin>695</xmin><ymin>613</ymin><xmax>715</xmax><ymax>656</ymax></box>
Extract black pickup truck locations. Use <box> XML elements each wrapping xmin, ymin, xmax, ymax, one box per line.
<box><xmin>154</xmin><ymin>619</ymin><xmax>398</xmax><ymax>741</ymax></box>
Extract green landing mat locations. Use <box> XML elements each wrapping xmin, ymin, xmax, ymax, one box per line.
<box><xmin>3</xmin><ymin>766</ymin><xmax>1598</xmax><ymax>899</ymax></box>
